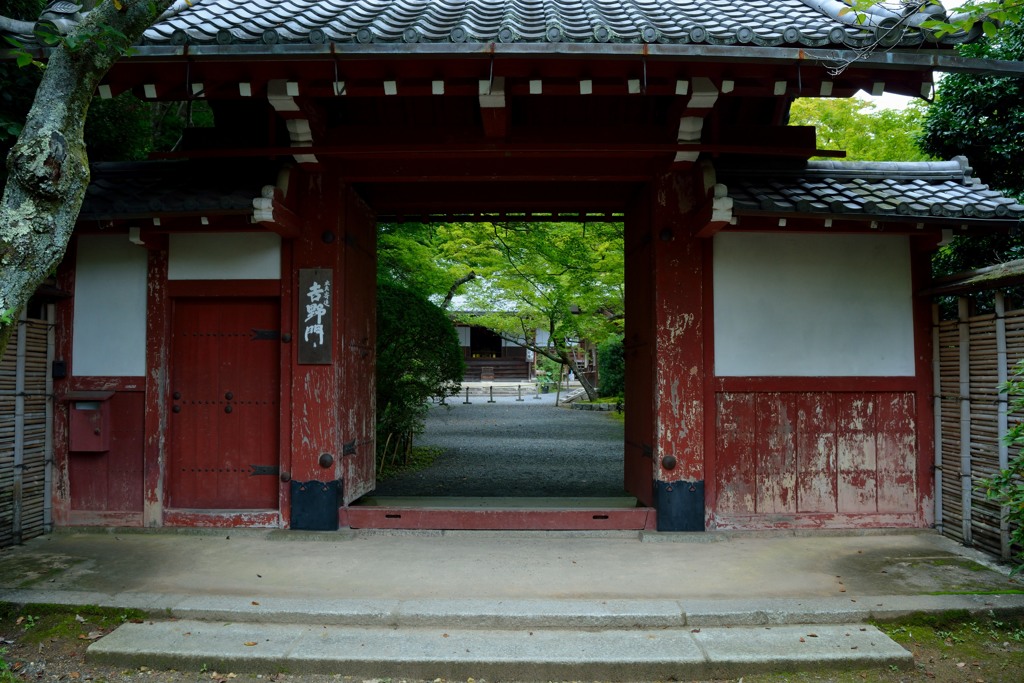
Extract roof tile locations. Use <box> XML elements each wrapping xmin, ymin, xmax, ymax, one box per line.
<box><xmin>720</xmin><ymin>157</ymin><xmax>1024</xmax><ymax>223</ymax></box>
<box><xmin>138</xmin><ymin>0</ymin><xmax>960</xmax><ymax>48</ymax></box>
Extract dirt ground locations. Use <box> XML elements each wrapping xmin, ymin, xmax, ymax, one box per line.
<box><xmin>3</xmin><ymin>604</ymin><xmax>1023</xmax><ymax>683</ymax></box>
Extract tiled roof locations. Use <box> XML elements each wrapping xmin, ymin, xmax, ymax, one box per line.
<box><xmin>80</xmin><ymin>160</ymin><xmax>277</xmax><ymax>221</ymax></box>
<box><xmin>720</xmin><ymin>157</ymin><xmax>1024</xmax><ymax>221</ymax></box>
<box><xmin>80</xmin><ymin>157</ymin><xmax>1024</xmax><ymax>226</ymax></box>
<box><xmin>140</xmin><ymin>0</ymin><xmax>971</xmax><ymax>48</ymax></box>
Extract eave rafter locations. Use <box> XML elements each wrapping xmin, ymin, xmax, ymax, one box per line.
<box><xmin>719</xmin><ymin>213</ymin><xmax>1013</xmax><ymax>236</ymax></box>
<box><xmin>96</xmin><ymin>50</ymin><xmax>933</xmax><ymax>107</ymax></box>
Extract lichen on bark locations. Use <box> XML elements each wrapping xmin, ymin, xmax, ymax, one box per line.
<box><xmin>0</xmin><ymin>0</ymin><xmax>174</xmax><ymax>356</ymax></box>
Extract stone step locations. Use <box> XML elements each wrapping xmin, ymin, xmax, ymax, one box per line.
<box><xmin>88</xmin><ymin>620</ymin><xmax>911</xmax><ymax>681</ymax></box>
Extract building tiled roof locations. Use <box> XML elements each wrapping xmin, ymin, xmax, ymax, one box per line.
<box><xmin>140</xmin><ymin>0</ymin><xmax>972</xmax><ymax>48</ymax></box>
<box><xmin>79</xmin><ymin>160</ymin><xmax>277</xmax><ymax>221</ymax></box>
<box><xmin>80</xmin><ymin>157</ymin><xmax>1024</xmax><ymax>227</ymax></box>
<box><xmin>720</xmin><ymin>157</ymin><xmax>1024</xmax><ymax>221</ymax></box>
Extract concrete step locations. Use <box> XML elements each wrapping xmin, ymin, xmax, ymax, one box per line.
<box><xmin>88</xmin><ymin>620</ymin><xmax>911</xmax><ymax>680</ymax></box>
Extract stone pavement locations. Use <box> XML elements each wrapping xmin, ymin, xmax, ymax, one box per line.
<box><xmin>1</xmin><ymin>528</ymin><xmax>1022</xmax><ymax>679</ymax></box>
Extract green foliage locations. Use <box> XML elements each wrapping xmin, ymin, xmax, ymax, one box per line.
<box><xmin>1</xmin><ymin>0</ymin><xmax>213</xmax><ymax>182</ymax></box>
<box><xmin>789</xmin><ymin>97</ymin><xmax>934</xmax><ymax>162</ymax></box>
<box><xmin>83</xmin><ymin>92</ymin><xmax>153</xmax><ymax>161</ymax></box>
<box><xmin>920</xmin><ymin>22</ymin><xmax>1024</xmax><ymax>207</ymax></box>
<box><xmin>376</xmin><ymin>281</ymin><xmax>463</xmax><ymax>469</ymax></box>
<box><xmin>0</xmin><ymin>647</ymin><xmax>15</xmax><ymax>683</ymax></box>
<box><xmin>920</xmin><ymin>22</ymin><xmax>1024</xmax><ymax>301</ymax></box>
<box><xmin>377</xmin><ymin>222</ymin><xmax>471</xmax><ymax>300</ymax></box>
<box><xmin>597</xmin><ymin>334</ymin><xmax>625</xmax><ymax>399</ymax></box>
<box><xmin>0</xmin><ymin>0</ymin><xmax>44</xmax><ymax>22</ymax></box>
<box><xmin>378</xmin><ymin>445</ymin><xmax>443</xmax><ymax>482</ymax></box>
<box><xmin>0</xmin><ymin>1</ymin><xmax>45</xmax><ymax>169</ymax></box>
<box><xmin>976</xmin><ymin>360</ymin><xmax>1024</xmax><ymax>574</ymax></box>
<box><xmin>446</xmin><ymin>221</ymin><xmax>624</xmax><ymax>398</ymax></box>
<box><xmin>535</xmin><ymin>354</ymin><xmax>561</xmax><ymax>388</ymax></box>
<box><xmin>856</xmin><ymin>1</ymin><xmax>1024</xmax><ymax>38</ymax></box>
<box><xmin>377</xmin><ymin>220</ymin><xmax>624</xmax><ymax>401</ymax></box>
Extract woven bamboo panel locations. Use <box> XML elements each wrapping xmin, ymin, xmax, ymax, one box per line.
<box><xmin>0</xmin><ymin>316</ymin><xmax>51</xmax><ymax>549</ymax></box>
<box><xmin>936</xmin><ymin>319</ymin><xmax>964</xmax><ymax>542</ymax></box>
<box><xmin>938</xmin><ymin>305</ymin><xmax>1024</xmax><ymax>557</ymax></box>
<box><xmin>20</xmin><ymin>321</ymin><xmax>49</xmax><ymax>544</ymax></box>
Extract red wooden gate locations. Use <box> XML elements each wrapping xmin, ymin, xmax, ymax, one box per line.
<box><xmin>169</xmin><ymin>298</ymin><xmax>280</xmax><ymax>510</ymax></box>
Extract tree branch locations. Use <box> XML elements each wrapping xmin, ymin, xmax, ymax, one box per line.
<box><xmin>0</xmin><ymin>0</ymin><xmax>174</xmax><ymax>353</ymax></box>
<box><xmin>439</xmin><ymin>271</ymin><xmax>476</xmax><ymax>310</ymax></box>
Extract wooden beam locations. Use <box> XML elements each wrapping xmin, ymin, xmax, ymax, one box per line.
<box><xmin>151</xmin><ymin>141</ymin><xmax>837</xmax><ymax>161</ymax></box>
<box><xmin>479</xmin><ymin>76</ymin><xmax>508</xmax><ymax>139</ymax></box>
<box><xmin>252</xmin><ymin>186</ymin><xmax>302</xmax><ymax>238</ymax></box>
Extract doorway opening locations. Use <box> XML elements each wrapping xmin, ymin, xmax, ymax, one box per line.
<box><xmin>349</xmin><ymin>218</ymin><xmax>647</xmax><ymax>530</ymax></box>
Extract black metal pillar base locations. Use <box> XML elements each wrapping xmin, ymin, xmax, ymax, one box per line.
<box><xmin>654</xmin><ymin>480</ymin><xmax>705</xmax><ymax>531</ymax></box>
<box><xmin>290</xmin><ymin>479</ymin><xmax>341</xmax><ymax>531</ymax></box>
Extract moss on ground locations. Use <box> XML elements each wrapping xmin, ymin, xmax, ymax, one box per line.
<box><xmin>0</xmin><ymin>602</ymin><xmax>146</xmax><ymax>645</ymax></box>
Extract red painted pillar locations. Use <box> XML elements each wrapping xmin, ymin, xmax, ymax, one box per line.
<box><xmin>650</xmin><ymin>172</ymin><xmax>707</xmax><ymax>530</ymax></box>
<box><xmin>911</xmin><ymin>239</ymin><xmax>936</xmax><ymax>527</ymax></box>
<box><xmin>623</xmin><ymin>187</ymin><xmax>656</xmax><ymax>508</ymax></box>
<box><xmin>286</xmin><ymin>170</ymin><xmax>376</xmax><ymax>529</ymax></box>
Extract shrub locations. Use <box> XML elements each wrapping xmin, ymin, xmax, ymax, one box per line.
<box><xmin>597</xmin><ymin>334</ymin><xmax>625</xmax><ymax>399</ymax></box>
<box><xmin>376</xmin><ymin>282</ymin><xmax>464</xmax><ymax>469</ymax></box>
<box><xmin>978</xmin><ymin>360</ymin><xmax>1024</xmax><ymax>574</ymax></box>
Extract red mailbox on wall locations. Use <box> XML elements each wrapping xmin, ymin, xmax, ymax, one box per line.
<box><xmin>64</xmin><ymin>391</ymin><xmax>114</xmax><ymax>452</ymax></box>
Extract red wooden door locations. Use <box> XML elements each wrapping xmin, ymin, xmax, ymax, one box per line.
<box><xmin>169</xmin><ymin>298</ymin><xmax>280</xmax><ymax>510</ymax></box>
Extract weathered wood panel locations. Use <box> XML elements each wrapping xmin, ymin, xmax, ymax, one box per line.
<box><xmin>168</xmin><ymin>298</ymin><xmax>280</xmax><ymax>510</ymax></box>
<box><xmin>653</xmin><ymin>173</ymin><xmax>705</xmax><ymax>484</ymax></box>
<box><xmin>713</xmin><ymin>390</ymin><xmax>918</xmax><ymax>526</ymax></box>
<box><xmin>876</xmin><ymin>392</ymin><xmax>918</xmax><ymax>513</ymax></box>
<box><xmin>755</xmin><ymin>393</ymin><xmax>798</xmax><ymax>515</ymax></box>
<box><xmin>69</xmin><ymin>392</ymin><xmax>144</xmax><ymax>514</ymax></box>
<box><xmin>836</xmin><ymin>394</ymin><xmax>877</xmax><ymax>514</ymax></box>
<box><xmin>715</xmin><ymin>393</ymin><xmax>755</xmax><ymax>514</ymax></box>
<box><xmin>796</xmin><ymin>393</ymin><xmax>838</xmax><ymax>514</ymax></box>
<box><xmin>340</xmin><ymin>187</ymin><xmax>377</xmax><ymax>505</ymax></box>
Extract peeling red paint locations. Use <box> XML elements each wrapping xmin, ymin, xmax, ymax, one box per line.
<box><xmin>711</xmin><ymin>388</ymin><xmax>920</xmax><ymax>527</ymax></box>
<box><xmin>653</xmin><ymin>172</ymin><xmax>705</xmax><ymax>484</ymax></box>
<box><xmin>144</xmin><ymin>245</ymin><xmax>169</xmax><ymax>527</ymax></box>
<box><xmin>162</xmin><ymin>510</ymin><xmax>281</xmax><ymax>528</ymax></box>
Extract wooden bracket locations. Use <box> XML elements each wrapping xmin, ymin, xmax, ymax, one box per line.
<box><xmin>253</xmin><ymin>186</ymin><xmax>301</xmax><ymax>238</ymax></box>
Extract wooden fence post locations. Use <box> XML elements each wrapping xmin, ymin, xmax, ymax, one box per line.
<box><xmin>44</xmin><ymin>303</ymin><xmax>55</xmax><ymax>532</ymax></box>
<box><xmin>995</xmin><ymin>291</ymin><xmax>1010</xmax><ymax>560</ymax></box>
<box><xmin>958</xmin><ymin>296</ymin><xmax>972</xmax><ymax>546</ymax></box>
<box><xmin>932</xmin><ymin>303</ymin><xmax>943</xmax><ymax>533</ymax></box>
<box><xmin>12</xmin><ymin>310</ymin><xmax>27</xmax><ymax>544</ymax></box>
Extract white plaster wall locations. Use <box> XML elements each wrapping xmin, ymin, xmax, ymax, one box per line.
<box><xmin>713</xmin><ymin>233</ymin><xmax>915</xmax><ymax>377</ymax></box>
<box><xmin>73</xmin><ymin>235</ymin><xmax>148</xmax><ymax>376</ymax></box>
<box><xmin>168</xmin><ymin>233</ymin><xmax>281</xmax><ymax>280</ymax></box>
<box><xmin>456</xmin><ymin>325</ymin><xmax>470</xmax><ymax>347</ymax></box>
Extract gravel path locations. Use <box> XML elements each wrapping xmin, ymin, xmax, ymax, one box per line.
<box><xmin>373</xmin><ymin>395</ymin><xmax>627</xmax><ymax>497</ymax></box>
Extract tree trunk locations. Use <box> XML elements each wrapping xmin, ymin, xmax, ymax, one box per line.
<box><xmin>557</xmin><ymin>348</ymin><xmax>598</xmax><ymax>401</ymax></box>
<box><xmin>0</xmin><ymin>0</ymin><xmax>173</xmax><ymax>357</ymax></box>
